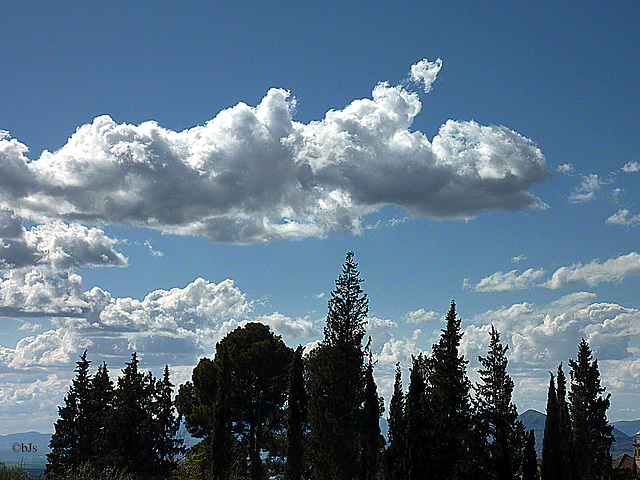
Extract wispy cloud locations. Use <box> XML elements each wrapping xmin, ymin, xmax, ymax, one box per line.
<box><xmin>569</xmin><ymin>173</ymin><xmax>610</xmax><ymax>203</ymax></box>
<box><xmin>606</xmin><ymin>209</ymin><xmax>640</xmax><ymax>227</ymax></box>
<box><xmin>557</xmin><ymin>163</ymin><xmax>575</xmax><ymax>175</ymax></box>
<box><xmin>0</xmin><ymin>61</ymin><xmax>548</xmax><ymax>244</ymax></box>
<box><xmin>410</xmin><ymin>58</ymin><xmax>443</xmax><ymax>93</ymax></box>
<box><xmin>470</xmin><ymin>252</ymin><xmax>640</xmax><ymax>291</ymax></box>
<box><xmin>622</xmin><ymin>161</ymin><xmax>640</xmax><ymax>173</ymax></box>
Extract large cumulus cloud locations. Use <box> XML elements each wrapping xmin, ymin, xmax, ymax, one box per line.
<box><xmin>0</xmin><ymin>60</ymin><xmax>548</xmax><ymax>244</ymax></box>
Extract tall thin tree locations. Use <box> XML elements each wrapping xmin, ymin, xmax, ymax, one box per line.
<box><xmin>284</xmin><ymin>345</ymin><xmax>307</xmax><ymax>480</ymax></box>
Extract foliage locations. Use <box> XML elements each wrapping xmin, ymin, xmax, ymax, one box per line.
<box><xmin>522</xmin><ymin>430</ymin><xmax>540</xmax><ymax>480</ymax></box>
<box><xmin>474</xmin><ymin>325</ymin><xmax>522</xmax><ymax>480</ymax></box>
<box><xmin>541</xmin><ymin>373</ymin><xmax>562</xmax><ymax>480</ymax></box>
<box><xmin>569</xmin><ymin>338</ymin><xmax>614</xmax><ymax>480</ymax></box>
<box><xmin>384</xmin><ymin>363</ymin><xmax>406</xmax><ymax>480</ymax></box>
<box><xmin>284</xmin><ymin>345</ymin><xmax>307</xmax><ymax>480</ymax></box>
<box><xmin>176</xmin><ymin>322</ymin><xmax>293</xmax><ymax>479</ymax></box>
<box><xmin>306</xmin><ymin>251</ymin><xmax>370</xmax><ymax>479</ymax></box>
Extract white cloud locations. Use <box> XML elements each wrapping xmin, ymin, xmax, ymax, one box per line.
<box><xmin>410</xmin><ymin>58</ymin><xmax>443</xmax><ymax>93</ymax></box>
<box><xmin>472</xmin><ymin>268</ymin><xmax>546</xmax><ymax>292</ymax></box>
<box><xmin>622</xmin><ymin>161</ymin><xmax>640</xmax><ymax>173</ymax></box>
<box><xmin>606</xmin><ymin>208</ymin><xmax>640</xmax><ymax>227</ymax></box>
<box><xmin>405</xmin><ymin>308</ymin><xmax>439</xmax><ymax>323</ymax></box>
<box><xmin>557</xmin><ymin>163</ymin><xmax>575</xmax><ymax>174</ymax></box>
<box><xmin>0</xmin><ymin>62</ymin><xmax>548</xmax><ymax>244</ymax></box>
<box><xmin>569</xmin><ymin>173</ymin><xmax>608</xmax><ymax>203</ymax></box>
<box><xmin>0</xmin><ymin>209</ymin><xmax>127</xmax><ymax>270</ymax></box>
<box><xmin>511</xmin><ymin>254</ymin><xmax>527</xmax><ymax>263</ymax></box>
<box><xmin>545</xmin><ymin>252</ymin><xmax>640</xmax><ymax>289</ymax></box>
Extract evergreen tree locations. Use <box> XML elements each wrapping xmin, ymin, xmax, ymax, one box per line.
<box><xmin>475</xmin><ymin>326</ymin><xmax>521</xmax><ymax>480</ymax></box>
<box><xmin>47</xmin><ymin>351</ymin><xmax>95</xmax><ymax>476</ymax></box>
<box><xmin>556</xmin><ymin>363</ymin><xmax>573</xmax><ymax>480</ymax></box>
<box><xmin>104</xmin><ymin>353</ymin><xmax>157</xmax><ymax>477</ymax></box>
<box><xmin>385</xmin><ymin>363</ymin><xmax>406</xmax><ymax>480</ymax></box>
<box><xmin>211</xmin><ymin>345</ymin><xmax>233</xmax><ymax>480</ymax></box>
<box><xmin>90</xmin><ymin>362</ymin><xmax>114</xmax><ymax>467</ymax></box>
<box><xmin>522</xmin><ymin>430</ymin><xmax>540</xmax><ymax>480</ymax></box>
<box><xmin>361</xmin><ymin>355</ymin><xmax>384</xmax><ymax>480</ymax></box>
<box><xmin>569</xmin><ymin>338</ymin><xmax>613</xmax><ymax>480</ymax></box>
<box><xmin>428</xmin><ymin>300</ymin><xmax>473</xmax><ymax>480</ymax></box>
<box><xmin>404</xmin><ymin>354</ymin><xmax>430</xmax><ymax>480</ymax></box>
<box><xmin>541</xmin><ymin>373</ymin><xmax>562</xmax><ymax>480</ymax></box>
<box><xmin>153</xmin><ymin>365</ymin><xmax>183</xmax><ymax>476</ymax></box>
<box><xmin>307</xmin><ymin>251</ymin><xmax>369</xmax><ymax>479</ymax></box>
<box><xmin>284</xmin><ymin>345</ymin><xmax>307</xmax><ymax>480</ymax></box>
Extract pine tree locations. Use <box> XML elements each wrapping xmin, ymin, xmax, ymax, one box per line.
<box><xmin>385</xmin><ymin>363</ymin><xmax>406</xmax><ymax>480</ymax></box>
<box><xmin>569</xmin><ymin>338</ymin><xmax>613</xmax><ymax>480</ymax></box>
<box><xmin>475</xmin><ymin>326</ymin><xmax>521</xmax><ymax>480</ymax></box>
<box><xmin>361</xmin><ymin>355</ymin><xmax>384</xmax><ymax>480</ymax></box>
<box><xmin>284</xmin><ymin>345</ymin><xmax>307</xmax><ymax>480</ymax></box>
<box><xmin>541</xmin><ymin>373</ymin><xmax>562</xmax><ymax>480</ymax></box>
<box><xmin>307</xmin><ymin>251</ymin><xmax>369</xmax><ymax>479</ymax></box>
<box><xmin>522</xmin><ymin>430</ymin><xmax>540</xmax><ymax>480</ymax></box>
<box><xmin>428</xmin><ymin>300</ymin><xmax>473</xmax><ymax>480</ymax></box>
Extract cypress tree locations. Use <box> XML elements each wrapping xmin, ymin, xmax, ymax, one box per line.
<box><xmin>211</xmin><ymin>345</ymin><xmax>233</xmax><ymax>480</ymax></box>
<box><xmin>556</xmin><ymin>363</ymin><xmax>573</xmax><ymax>480</ymax></box>
<box><xmin>90</xmin><ymin>361</ymin><xmax>114</xmax><ymax>467</ymax></box>
<box><xmin>154</xmin><ymin>365</ymin><xmax>184</xmax><ymax>476</ymax></box>
<box><xmin>541</xmin><ymin>373</ymin><xmax>562</xmax><ymax>480</ymax></box>
<box><xmin>475</xmin><ymin>325</ymin><xmax>521</xmax><ymax>480</ymax></box>
<box><xmin>568</xmin><ymin>338</ymin><xmax>613</xmax><ymax>480</ymax></box>
<box><xmin>307</xmin><ymin>251</ymin><xmax>369</xmax><ymax>479</ymax></box>
<box><xmin>404</xmin><ymin>354</ymin><xmax>430</xmax><ymax>480</ymax></box>
<box><xmin>385</xmin><ymin>363</ymin><xmax>406</xmax><ymax>480</ymax></box>
<box><xmin>284</xmin><ymin>345</ymin><xmax>307</xmax><ymax>480</ymax></box>
<box><xmin>522</xmin><ymin>430</ymin><xmax>540</xmax><ymax>480</ymax></box>
<box><xmin>361</xmin><ymin>355</ymin><xmax>383</xmax><ymax>480</ymax></box>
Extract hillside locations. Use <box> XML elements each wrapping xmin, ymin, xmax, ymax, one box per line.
<box><xmin>518</xmin><ymin>409</ymin><xmax>635</xmax><ymax>459</ymax></box>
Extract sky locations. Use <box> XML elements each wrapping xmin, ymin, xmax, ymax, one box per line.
<box><xmin>1</xmin><ymin>1</ymin><xmax>639</xmax><ymax>435</ymax></box>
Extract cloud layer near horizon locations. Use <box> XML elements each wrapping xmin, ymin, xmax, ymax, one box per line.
<box><xmin>0</xmin><ymin>60</ymin><xmax>548</xmax><ymax>244</ymax></box>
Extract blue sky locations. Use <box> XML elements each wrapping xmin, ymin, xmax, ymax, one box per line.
<box><xmin>1</xmin><ymin>1</ymin><xmax>639</xmax><ymax>434</ymax></box>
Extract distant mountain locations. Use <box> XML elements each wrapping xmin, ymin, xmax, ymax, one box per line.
<box><xmin>613</xmin><ymin>420</ymin><xmax>640</xmax><ymax>438</ymax></box>
<box><xmin>518</xmin><ymin>409</ymin><xmax>635</xmax><ymax>459</ymax></box>
<box><xmin>0</xmin><ymin>431</ymin><xmax>51</xmax><ymax>465</ymax></box>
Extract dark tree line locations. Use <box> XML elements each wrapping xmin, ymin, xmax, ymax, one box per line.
<box><xmin>48</xmin><ymin>252</ymin><xmax>618</xmax><ymax>480</ymax></box>
<box><xmin>47</xmin><ymin>352</ymin><xmax>183</xmax><ymax>479</ymax></box>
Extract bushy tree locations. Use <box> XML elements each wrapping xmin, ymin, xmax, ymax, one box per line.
<box><xmin>306</xmin><ymin>251</ymin><xmax>369</xmax><ymax>479</ymax></box>
<box><xmin>177</xmin><ymin>323</ymin><xmax>293</xmax><ymax>479</ymax></box>
<box><xmin>569</xmin><ymin>339</ymin><xmax>613</xmax><ymax>480</ymax></box>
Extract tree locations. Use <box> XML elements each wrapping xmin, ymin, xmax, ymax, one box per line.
<box><xmin>153</xmin><ymin>365</ymin><xmax>184</xmax><ymax>476</ymax></box>
<box><xmin>284</xmin><ymin>345</ymin><xmax>307</xmax><ymax>480</ymax></box>
<box><xmin>542</xmin><ymin>373</ymin><xmax>562</xmax><ymax>480</ymax></box>
<box><xmin>522</xmin><ymin>429</ymin><xmax>540</xmax><ymax>480</ymax></box>
<box><xmin>569</xmin><ymin>338</ymin><xmax>613</xmax><ymax>480</ymax></box>
<box><xmin>428</xmin><ymin>300</ymin><xmax>473</xmax><ymax>480</ymax></box>
<box><xmin>103</xmin><ymin>352</ymin><xmax>158</xmax><ymax>477</ymax></box>
<box><xmin>210</xmin><ymin>345</ymin><xmax>233</xmax><ymax>480</ymax></box>
<box><xmin>306</xmin><ymin>251</ymin><xmax>369</xmax><ymax>479</ymax></box>
<box><xmin>556</xmin><ymin>363</ymin><xmax>573</xmax><ymax>480</ymax></box>
<box><xmin>89</xmin><ymin>362</ymin><xmax>114</xmax><ymax>467</ymax></box>
<box><xmin>47</xmin><ymin>351</ymin><xmax>97</xmax><ymax>476</ymax></box>
<box><xmin>404</xmin><ymin>354</ymin><xmax>431</xmax><ymax>480</ymax></box>
<box><xmin>177</xmin><ymin>323</ymin><xmax>293</xmax><ymax>480</ymax></box>
<box><xmin>475</xmin><ymin>325</ymin><xmax>521</xmax><ymax>480</ymax></box>
<box><xmin>385</xmin><ymin>363</ymin><xmax>406</xmax><ymax>480</ymax></box>
<box><xmin>361</xmin><ymin>355</ymin><xmax>384</xmax><ymax>480</ymax></box>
